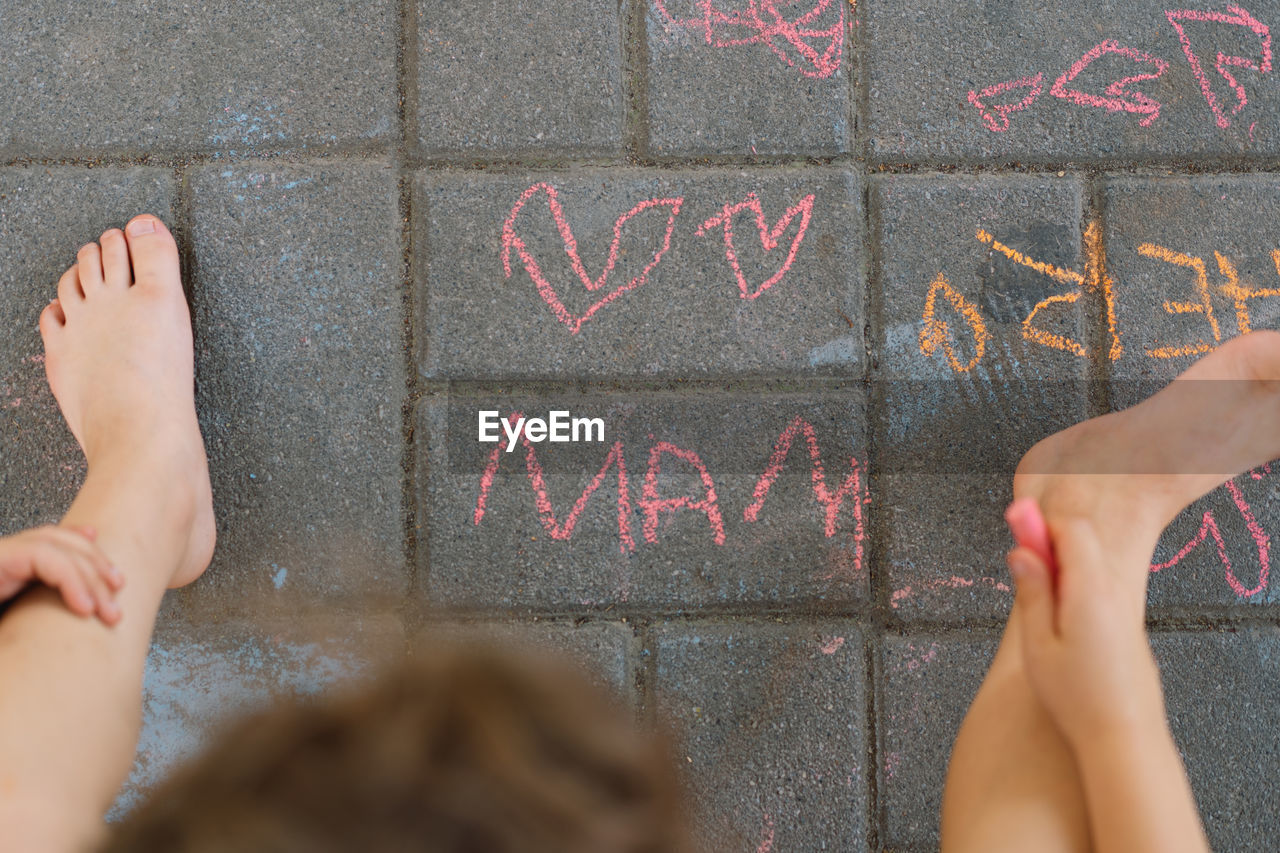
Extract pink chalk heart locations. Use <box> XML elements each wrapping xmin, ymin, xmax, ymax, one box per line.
<box><xmin>501</xmin><ymin>182</ymin><xmax>684</xmax><ymax>334</ymax></box>
<box><xmin>1050</xmin><ymin>40</ymin><xmax>1168</xmax><ymax>127</ymax></box>
<box><xmin>697</xmin><ymin>191</ymin><xmax>815</xmax><ymax>300</ymax></box>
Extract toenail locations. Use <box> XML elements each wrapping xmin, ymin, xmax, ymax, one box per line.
<box><xmin>127</xmin><ymin>218</ymin><xmax>156</xmax><ymax>236</ymax></box>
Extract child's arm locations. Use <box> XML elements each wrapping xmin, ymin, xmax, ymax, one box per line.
<box><xmin>1007</xmin><ymin>513</ymin><xmax>1210</xmax><ymax>853</ymax></box>
<box><xmin>0</xmin><ymin>525</ymin><xmax>123</xmax><ymax>625</ymax></box>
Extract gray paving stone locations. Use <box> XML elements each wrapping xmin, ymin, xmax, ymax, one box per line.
<box><xmin>651</xmin><ymin>621</ymin><xmax>867</xmax><ymax>852</ymax></box>
<box><xmin>0</xmin><ymin>2</ymin><xmax>396</xmax><ymax>153</ymax></box>
<box><xmin>189</xmin><ymin>161</ymin><xmax>407</xmax><ymax>604</ymax></box>
<box><xmin>1153</xmin><ymin>629</ymin><xmax>1280</xmax><ymax>852</ymax></box>
<box><xmin>415</xmin><ymin>619</ymin><xmax>635</xmax><ymax>698</ymax></box>
<box><xmin>0</xmin><ymin>167</ymin><xmax>176</xmax><ymax>535</ymax></box>
<box><xmin>418</xmin><ymin>0</ymin><xmax>624</xmax><ymax>155</ymax></box>
<box><xmin>879</xmin><ymin>634</ymin><xmax>996</xmax><ymax>850</ymax></box>
<box><xmin>643</xmin><ymin>0</ymin><xmax>851</xmax><ymax>156</ymax></box>
<box><xmin>1103</xmin><ymin>176</ymin><xmax>1280</xmax><ymax>608</ymax></box>
<box><xmin>417</xmin><ymin>168</ymin><xmax>863</xmax><ymax>379</ymax></box>
<box><xmin>420</xmin><ymin>387</ymin><xmax>867</xmax><ymax>610</ymax></box>
<box><xmin>879</xmin><ymin>630</ymin><xmax>1280</xmax><ymax>852</ymax></box>
<box><xmin>112</xmin><ymin>610</ymin><xmax>405</xmax><ymax>819</ymax></box>
<box><xmin>874</xmin><ymin>174</ymin><xmax>1088</xmax><ymax>620</ymax></box>
<box><xmin>866</xmin><ymin>0</ymin><xmax>1280</xmax><ymax>162</ymax></box>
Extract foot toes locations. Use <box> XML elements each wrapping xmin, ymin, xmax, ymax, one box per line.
<box><xmin>99</xmin><ymin>228</ymin><xmax>131</xmax><ymax>288</ymax></box>
<box><xmin>56</xmin><ymin>264</ymin><xmax>83</xmax><ymax>307</ymax></box>
<box><xmin>76</xmin><ymin>242</ymin><xmax>105</xmax><ymax>294</ymax></box>
<box><xmin>38</xmin><ymin>299</ymin><xmax>65</xmax><ymax>336</ymax></box>
<box><xmin>123</xmin><ymin>215</ymin><xmax>179</xmax><ymax>292</ymax></box>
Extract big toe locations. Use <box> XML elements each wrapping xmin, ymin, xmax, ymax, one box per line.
<box><xmin>123</xmin><ymin>215</ymin><xmax>180</xmax><ymax>292</ymax></box>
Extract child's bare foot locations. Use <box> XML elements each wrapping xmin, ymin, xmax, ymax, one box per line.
<box><xmin>38</xmin><ymin>215</ymin><xmax>215</xmax><ymax>588</ymax></box>
<box><xmin>1015</xmin><ymin>330</ymin><xmax>1280</xmax><ymax>608</ymax></box>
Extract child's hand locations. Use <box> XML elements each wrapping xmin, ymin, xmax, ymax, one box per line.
<box><xmin>1007</xmin><ymin>516</ymin><xmax>1165</xmax><ymax>750</ymax></box>
<box><xmin>0</xmin><ymin>525</ymin><xmax>124</xmax><ymax>625</ymax></box>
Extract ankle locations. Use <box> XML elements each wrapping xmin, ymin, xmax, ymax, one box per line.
<box><xmin>84</xmin><ymin>417</ymin><xmax>206</xmax><ymax>473</ymax></box>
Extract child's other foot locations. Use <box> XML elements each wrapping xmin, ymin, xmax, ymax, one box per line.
<box><xmin>1015</xmin><ymin>330</ymin><xmax>1280</xmax><ymax>608</ymax></box>
<box><xmin>38</xmin><ymin>215</ymin><xmax>215</xmax><ymax>588</ymax></box>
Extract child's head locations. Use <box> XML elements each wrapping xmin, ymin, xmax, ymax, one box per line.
<box><xmin>105</xmin><ymin>643</ymin><xmax>691</xmax><ymax>853</ymax></box>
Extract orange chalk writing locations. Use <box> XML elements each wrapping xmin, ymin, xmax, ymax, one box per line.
<box><xmin>1083</xmin><ymin>220</ymin><xmax>1124</xmax><ymax>361</ymax></box>
<box><xmin>975</xmin><ymin>227</ymin><xmax>1089</xmax><ymax>358</ymax></box>
<box><xmin>1215</xmin><ymin>250</ymin><xmax>1280</xmax><ymax>335</ymax></box>
<box><xmin>974</xmin><ymin>228</ymin><xmax>1084</xmax><ymax>286</ymax></box>
<box><xmin>919</xmin><ymin>273</ymin><xmax>991</xmax><ymax>373</ymax></box>
<box><xmin>1136</xmin><ymin>243</ymin><xmax>1222</xmax><ymax>358</ymax></box>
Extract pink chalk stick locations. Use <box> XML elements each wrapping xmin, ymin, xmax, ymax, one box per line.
<box><xmin>1005</xmin><ymin>497</ymin><xmax>1059</xmax><ymax>581</ymax></box>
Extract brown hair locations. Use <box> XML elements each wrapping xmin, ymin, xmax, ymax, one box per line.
<box><xmin>105</xmin><ymin>644</ymin><xmax>692</xmax><ymax>853</ymax></box>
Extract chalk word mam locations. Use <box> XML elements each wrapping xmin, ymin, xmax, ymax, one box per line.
<box><xmin>502</xmin><ymin>182</ymin><xmax>817</xmax><ymax>333</ymax></box>
<box><xmin>969</xmin><ymin>5</ymin><xmax>1271</xmax><ymax>133</ymax></box>
<box><xmin>478</xmin><ymin>410</ymin><xmax>605</xmax><ymax>450</ymax></box>
<box><xmin>651</xmin><ymin>0</ymin><xmax>846</xmax><ymax>79</ymax></box>
<box><xmin>473</xmin><ymin>413</ymin><xmax>868</xmax><ymax>567</ymax></box>
<box><xmin>918</xmin><ymin>218</ymin><xmax>1280</xmax><ymax>372</ymax></box>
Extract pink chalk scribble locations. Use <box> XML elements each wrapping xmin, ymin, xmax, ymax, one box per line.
<box><xmin>1050</xmin><ymin>40</ymin><xmax>1169</xmax><ymax>126</ymax></box>
<box><xmin>967</xmin><ymin>73</ymin><xmax>1043</xmax><ymax>133</ymax></box>
<box><xmin>501</xmin><ymin>182</ymin><xmax>684</xmax><ymax>334</ymax></box>
<box><xmin>752</xmin><ymin>809</ymin><xmax>773</xmax><ymax>850</ymax></box>
<box><xmin>899</xmin><ymin>641</ymin><xmax>939</xmax><ymax>672</ymax></box>
<box><xmin>696</xmin><ymin>192</ymin><xmax>815</xmax><ymax>300</ymax></box>
<box><xmin>819</xmin><ymin>635</ymin><xmax>846</xmax><ymax>654</ymax></box>
<box><xmin>890</xmin><ymin>575</ymin><xmax>1011</xmax><ymax>607</ymax></box>
<box><xmin>641</xmin><ymin>441</ymin><xmax>727</xmax><ymax>546</ymax></box>
<box><xmin>1151</xmin><ymin>477</ymin><xmax>1271</xmax><ymax>598</ymax></box>
<box><xmin>743</xmin><ymin>415</ymin><xmax>868</xmax><ymax>570</ymax></box>
<box><xmin>1166</xmin><ymin>4</ymin><xmax>1272</xmax><ymax>129</ymax></box>
<box><xmin>474</xmin><ymin>412</ymin><xmax>636</xmax><ymax>553</ymax></box>
<box><xmin>756</xmin><ymin>813</ymin><xmax>776</xmax><ymax>853</ymax></box>
<box><xmin>652</xmin><ymin>0</ymin><xmax>844</xmax><ymax>79</ymax></box>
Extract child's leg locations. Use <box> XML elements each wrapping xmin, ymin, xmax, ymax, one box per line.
<box><xmin>942</xmin><ymin>331</ymin><xmax>1280</xmax><ymax>852</ymax></box>
<box><xmin>0</xmin><ymin>216</ymin><xmax>214</xmax><ymax>852</ymax></box>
